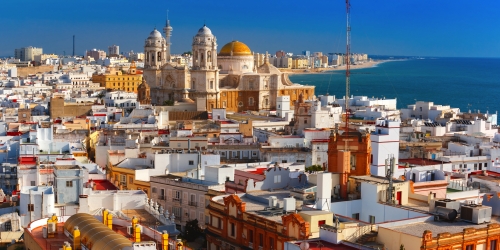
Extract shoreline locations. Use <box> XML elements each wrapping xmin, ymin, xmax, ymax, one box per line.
<box><xmin>283</xmin><ymin>59</ymin><xmax>397</xmax><ymax>75</ymax></box>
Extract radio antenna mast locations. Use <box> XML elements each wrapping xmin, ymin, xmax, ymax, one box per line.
<box><xmin>344</xmin><ymin>0</ymin><xmax>351</xmax><ymax>152</ymax></box>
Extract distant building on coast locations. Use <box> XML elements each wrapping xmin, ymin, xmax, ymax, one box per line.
<box><xmin>14</xmin><ymin>46</ymin><xmax>43</xmax><ymax>62</ymax></box>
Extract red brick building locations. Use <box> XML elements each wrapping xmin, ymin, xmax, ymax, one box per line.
<box><xmin>206</xmin><ymin>194</ymin><xmax>310</xmax><ymax>250</ymax></box>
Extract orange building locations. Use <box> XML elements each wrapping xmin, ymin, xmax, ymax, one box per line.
<box><xmin>420</xmin><ymin>225</ymin><xmax>500</xmax><ymax>250</ymax></box>
<box><xmin>206</xmin><ymin>194</ymin><xmax>310</xmax><ymax>250</ymax></box>
<box><xmin>327</xmin><ymin>127</ymin><xmax>371</xmax><ymax>200</ymax></box>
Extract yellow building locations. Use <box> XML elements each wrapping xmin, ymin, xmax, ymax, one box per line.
<box><xmin>92</xmin><ymin>61</ymin><xmax>143</xmax><ymax>93</ymax></box>
<box><xmin>107</xmin><ymin>150</ymin><xmax>151</xmax><ymax>196</ymax></box>
<box><xmin>292</xmin><ymin>58</ymin><xmax>309</xmax><ymax>69</ymax></box>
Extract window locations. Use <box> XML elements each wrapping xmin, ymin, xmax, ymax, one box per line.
<box><xmin>274</xmin><ymin>175</ymin><xmax>281</xmax><ymax>183</ymax></box>
<box><xmin>479</xmin><ymin>163</ymin><xmax>483</xmax><ymax>170</ymax></box>
<box><xmin>249</xmin><ymin>97</ymin><xmax>254</xmax><ymax>106</ymax></box>
<box><xmin>222</xmin><ymin>101</ymin><xmax>227</xmax><ymax>108</ymax></box>
<box><xmin>249</xmin><ymin>229</ymin><xmax>253</xmax><ymax>243</ymax></box>
<box><xmin>369</xmin><ymin>215</ymin><xmax>375</xmax><ymax>224</ymax></box>
<box><xmin>174</xmin><ymin>191</ymin><xmax>181</xmax><ymax>201</ymax></box>
<box><xmin>259</xmin><ymin>233</ymin><xmax>263</xmax><ymax>247</ymax></box>
<box><xmin>160</xmin><ymin>189</ymin><xmax>165</xmax><ymax>200</ymax></box>
<box><xmin>129</xmin><ymin>177</ymin><xmax>133</xmax><ymax>184</ymax></box>
<box><xmin>172</xmin><ymin>206</ymin><xmax>182</xmax><ymax>218</ymax></box>
<box><xmin>230</xmin><ymin>222</ymin><xmax>235</xmax><ymax>237</ymax></box>
<box><xmin>28</xmin><ymin>204</ymin><xmax>34</xmax><ymax>211</ymax></box>
<box><xmin>30</xmin><ymin>181</ymin><xmax>35</xmax><ymax>186</ymax></box>
<box><xmin>282</xmin><ymin>160</ymin><xmax>287</xmax><ymax>163</ymax></box>
<box><xmin>350</xmin><ymin>154</ymin><xmax>357</xmax><ymax>170</ymax></box>
<box><xmin>474</xmin><ymin>163</ymin><xmax>478</xmax><ymax>170</ymax></box>
<box><xmin>210</xmin><ymin>81</ymin><xmax>214</xmax><ymax>89</ymax></box>
<box><xmin>465</xmin><ymin>245</ymin><xmax>474</xmax><ymax>250</ymax></box>
<box><xmin>66</xmin><ymin>181</ymin><xmax>73</xmax><ymax>187</ymax></box>
<box><xmin>318</xmin><ymin>220</ymin><xmax>326</xmax><ymax>227</ymax></box>
<box><xmin>152</xmin><ymin>187</ymin><xmax>157</xmax><ymax>193</ymax></box>
<box><xmin>304</xmin><ymin>119</ymin><xmax>307</xmax><ymax>124</ymax></box>
<box><xmin>269</xmin><ymin>237</ymin><xmax>275</xmax><ymax>249</ymax></box>
<box><xmin>490</xmin><ymin>240</ymin><xmax>497</xmax><ymax>250</ymax></box>
<box><xmin>352</xmin><ymin>213</ymin><xmax>360</xmax><ymax>220</ymax></box>
<box><xmin>189</xmin><ymin>160</ymin><xmax>194</xmax><ymax>165</ymax></box>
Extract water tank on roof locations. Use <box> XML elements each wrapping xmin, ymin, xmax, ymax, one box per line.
<box><xmin>268</xmin><ymin>196</ymin><xmax>278</xmax><ymax>208</ymax></box>
<box><xmin>434</xmin><ymin>206</ymin><xmax>458</xmax><ymax>222</ymax></box>
<box><xmin>283</xmin><ymin>197</ymin><xmax>296</xmax><ymax>212</ymax></box>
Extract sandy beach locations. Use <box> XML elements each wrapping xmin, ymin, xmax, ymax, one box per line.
<box><xmin>282</xmin><ymin>60</ymin><xmax>391</xmax><ymax>74</ymax></box>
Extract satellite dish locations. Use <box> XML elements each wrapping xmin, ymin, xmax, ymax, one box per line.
<box><xmin>299</xmin><ymin>242</ymin><xmax>310</xmax><ymax>250</ymax></box>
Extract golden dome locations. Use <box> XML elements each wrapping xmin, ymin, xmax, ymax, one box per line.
<box><xmin>218</xmin><ymin>41</ymin><xmax>252</xmax><ymax>56</ymax></box>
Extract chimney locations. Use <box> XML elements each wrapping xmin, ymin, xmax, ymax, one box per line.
<box><xmin>317</xmin><ymin>172</ymin><xmax>332</xmax><ymax>211</ymax></box>
<box><xmin>73</xmin><ymin>226</ymin><xmax>81</xmax><ymax>250</ymax></box>
<box><xmin>103</xmin><ymin>209</ymin><xmax>109</xmax><ymax>226</ymax></box>
<box><xmin>107</xmin><ymin>213</ymin><xmax>113</xmax><ymax>229</ymax></box>
<box><xmin>162</xmin><ymin>231</ymin><xmax>169</xmax><ymax>249</ymax></box>
<box><xmin>134</xmin><ymin>225</ymin><xmax>141</xmax><ymax>242</ymax></box>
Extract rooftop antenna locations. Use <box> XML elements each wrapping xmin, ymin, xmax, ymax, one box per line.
<box><xmin>344</xmin><ymin>0</ymin><xmax>351</xmax><ymax>150</ymax></box>
<box><xmin>385</xmin><ymin>156</ymin><xmax>396</xmax><ymax>204</ymax></box>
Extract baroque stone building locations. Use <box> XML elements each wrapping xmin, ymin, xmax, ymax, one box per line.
<box><xmin>141</xmin><ymin>17</ymin><xmax>315</xmax><ymax>112</ymax></box>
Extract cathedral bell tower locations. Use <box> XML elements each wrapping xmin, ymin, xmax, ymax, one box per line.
<box><xmin>143</xmin><ymin>28</ymin><xmax>168</xmax><ymax>89</ymax></box>
<box><xmin>163</xmin><ymin>15</ymin><xmax>173</xmax><ymax>62</ymax></box>
<box><xmin>191</xmin><ymin>24</ymin><xmax>219</xmax><ymax>111</ymax></box>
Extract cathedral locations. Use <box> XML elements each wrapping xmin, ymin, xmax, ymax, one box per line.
<box><xmin>139</xmin><ymin>18</ymin><xmax>315</xmax><ymax>112</ymax></box>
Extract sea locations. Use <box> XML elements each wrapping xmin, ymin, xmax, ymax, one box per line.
<box><xmin>288</xmin><ymin>56</ymin><xmax>500</xmax><ymax>114</ymax></box>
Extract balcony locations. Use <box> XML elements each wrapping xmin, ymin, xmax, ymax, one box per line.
<box><xmin>159</xmin><ymin>195</ymin><xmax>166</xmax><ymax>201</ymax></box>
<box><xmin>188</xmin><ymin>201</ymin><xmax>198</xmax><ymax>207</ymax></box>
<box><xmin>172</xmin><ymin>197</ymin><xmax>182</xmax><ymax>203</ymax></box>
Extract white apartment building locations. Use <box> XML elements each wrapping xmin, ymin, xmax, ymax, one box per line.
<box><xmin>401</xmin><ymin>101</ymin><xmax>460</xmax><ymax>122</ymax></box>
<box><xmin>14</xmin><ymin>46</ymin><xmax>43</xmax><ymax>61</ymax></box>
<box><xmin>104</xmin><ymin>91</ymin><xmax>138</xmax><ymax>108</ymax></box>
<box><xmin>370</xmin><ymin>119</ymin><xmax>400</xmax><ymax>176</ymax></box>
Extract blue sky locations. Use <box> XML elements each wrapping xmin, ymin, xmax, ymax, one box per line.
<box><xmin>1</xmin><ymin>0</ymin><xmax>499</xmax><ymax>57</ymax></box>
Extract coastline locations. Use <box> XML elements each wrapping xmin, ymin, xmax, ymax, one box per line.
<box><xmin>282</xmin><ymin>59</ymin><xmax>394</xmax><ymax>75</ymax></box>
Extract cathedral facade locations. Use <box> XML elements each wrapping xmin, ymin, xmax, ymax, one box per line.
<box><xmin>141</xmin><ymin>18</ymin><xmax>315</xmax><ymax>112</ymax></box>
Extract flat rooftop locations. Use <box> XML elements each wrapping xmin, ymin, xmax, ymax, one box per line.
<box><xmin>387</xmin><ymin>216</ymin><xmax>500</xmax><ymax>237</ymax></box>
<box><xmin>291</xmin><ymin>241</ymin><xmax>358</xmax><ymax>250</ymax></box>
<box><xmin>213</xmin><ymin>190</ymin><xmax>295</xmax><ymax>222</ymax></box>
<box><xmin>350</xmin><ymin>175</ymin><xmax>405</xmax><ymax>184</ymax></box>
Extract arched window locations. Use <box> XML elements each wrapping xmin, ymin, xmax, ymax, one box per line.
<box><xmin>207</xmin><ymin>51</ymin><xmax>211</xmax><ymax>62</ymax></box>
<box><xmin>242</xmin><ymin>65</ymin><xmax>248</xmax><ymax>70</ymax></box>
<box><xmin>157</xmin><ymin>51</ymin><xmax>161</xmax><ymax>61</ymax></box>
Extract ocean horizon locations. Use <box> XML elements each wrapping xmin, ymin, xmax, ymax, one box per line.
<box><xmin>288</xmin><ymin>56</ymin><xmax>500</xmax><ymax>115</ymax></box>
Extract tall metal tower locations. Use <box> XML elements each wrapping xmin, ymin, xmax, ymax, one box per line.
<box><xmin>341</xmin><ymin>0</ymin><xmax>352</xmax><ymax>156</ymax></box>
<box><xmin>344</xmin><ymin>0</ymin><xmax>351</xmax><ymax>133</ymax></box>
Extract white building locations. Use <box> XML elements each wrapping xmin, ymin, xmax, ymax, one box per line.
<box><xmin>401</xmin><ymin>101</ymin><xmax>460</xmax><ymax>122</ymax></box>
<box><xmin>104</xmin><ymin>91</ymin><xmax>138</xmax><ymax>109</ymax></box>
<box><xmin>370</xmin><ymin>119</ymin><xmax>401</xmax><ymax>176</ymax></box>
<box><xmin>276</xmin><ymin>95</ymin><xmax>292</xmax><ymax>118</ymax></box>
